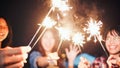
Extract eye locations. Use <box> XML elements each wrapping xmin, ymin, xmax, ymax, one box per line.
<box><xmin>106</xmin><ymin>38</ymin><xmax>110</xmax><ymax>41</ymax></box>
<box><xmin>112</xmin><ymin>36</ymin><xmax>120</xmax><ymax>41</ymax></box>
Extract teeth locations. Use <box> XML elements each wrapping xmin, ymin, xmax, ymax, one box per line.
<box><xmin>109</xmin><ymin>46</ymin><xmax>116</xmax><ymax>49</ymax></box>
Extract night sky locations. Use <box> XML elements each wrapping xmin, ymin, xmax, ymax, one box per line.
<box><xmin>0</xmin><ymin>0</ymin><xmax>120</xmax><ymax>66</ymax></box>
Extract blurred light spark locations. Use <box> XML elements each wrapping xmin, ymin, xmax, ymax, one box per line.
<box><xmin>42</xmin><ymin>17</ymin><xmax>57</xmax><ymax>28</ymax></box>
<box><xmin>84</xmin><ymin>18</ymin><xmax>103</xmax><ymax>42</ymax></box>
<box><xmin>72</xmin><ymin>32</ymin><xmax>85</xmax><ymax>47</ymax></box>
<box><xmin>51</xmin><ymin>0</ymin><xmax>71</xmax><ymax>12</ymax></box>
<box><xmin>56</xmin><ymin>27</ymin><xmax>71</xmax><ymax>40</ymax></box>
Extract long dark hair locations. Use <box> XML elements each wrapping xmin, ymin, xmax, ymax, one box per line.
<box><xmin>104</xmin><ymin>25</ymin><xmax>120</xmax><ymax>40</ymax></box>
<box><xmin>33</xmin><ymin>27</ymin><xmax>66</xmax><ymax>68</ymax></box>
<box><xmin>35</xmin><ymin>27</ymin><xmax>60</xmax><ymax>56</ymax></box>
<box><xmin>1</xmin><ymin>17</ymin><xmax>13</xmax><ymax>48</ymax></box>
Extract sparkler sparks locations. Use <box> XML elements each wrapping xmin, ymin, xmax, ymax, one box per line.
<box><xmin>72</xmin><ymin>32</ymin><xmax>85</xmax><ymax>47</ymax></box>
<box><xmin>57</xmin><ymin>27</ymin><xmax>71</xmax><ymax>40</ymax></box>
<box><xmin>51</xmin><ymin>0</ymin><xmax>71</xmax><ymax>12</ymax></box>
<box><xmin>72</xmin><ymin>32</ymin><xmax>85</xmax><ymax>51</ymax></box>
<box><xmin>42</xmin><ymin>17</ymin><xmax>57</xmax><ymax>28</ymax></box>
<box><xmin>28</xmin><ymin>0</ymin><xmax>71</xmax><ymax>51</ymax></box>
<box><xmin>56</xmin><ymin>27</ymin><xmax>71</xmax><ymax>52</ymax></box>
<box><xmin>84</xmin><ymin>18</ymin><xmax>108</xmax><ymax>56</ymax></box>
<box><xmin>84</xmin><ymin>18</ymin><xmax>103</xmax><ymax>42</ymax></box>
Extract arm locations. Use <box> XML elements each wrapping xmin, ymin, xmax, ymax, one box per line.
<box><xmin>29</xmin><ymin>51</ymin><xmax>50</xmax><ymax>68</ymax></box>
<box><xmin>65</xmin><ymin>45</ymin><xmax>80</xmax><ymax>68</ymax></box>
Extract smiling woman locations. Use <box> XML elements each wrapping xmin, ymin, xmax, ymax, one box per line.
<box><xmin>0</xmin><ymin>17</ymin><xmax>12</xmax><ymax>48</ymax></box>
<box><xmin>0</xmin><ymin>17</ymin><xmax>31</xmax><ymax>68</ymax></box>
<box><xmin>105</xmin><ymin>25</ymin><xmax>120</xmax><ymax>67</ymax></box>
<box><xmin>91</xmin><ymin>25</ymin><xmax>120</xmax><ymax>68</ymax></box>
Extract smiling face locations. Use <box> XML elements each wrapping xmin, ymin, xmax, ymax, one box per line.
<box><xmin>0</xmin><ymin>18</ymin><xmax>9</xmax><ymax>42</ymax></box>
<box><xmin>105</xmin><ymin>30</ymin><xmax>120</xmax><ymax>55</ymax></box>
<box><xmin>41</xmin><ymin>30</ymin><xmax>55</xmax><ymax>52</ymax></box>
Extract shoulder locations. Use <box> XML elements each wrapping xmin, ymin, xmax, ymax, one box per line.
<box><xmin>30</xmin><ymin>50</ymin><xmax>42</xmax><ymax>56</ymax></box>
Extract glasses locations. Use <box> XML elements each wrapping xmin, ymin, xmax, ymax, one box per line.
<box><xmin>106</xmin><ymin>36</ymin><xmax>120</xmax><ymax>41</ymax></box>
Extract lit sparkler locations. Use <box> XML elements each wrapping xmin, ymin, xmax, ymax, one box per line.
<box><xmin>27</xmin><ymin>7</ymin><xmax>54</xmax><ymax>49</ymax></box>
<box><xmin>42</xmin><ymin>16</ymin><xmax>57</xmax><ymax>28</ymax></box>
<box><xmin>84</xmin><ymin>18</ymin><xmax>103</xmax><ymax>42</ymax></box>
<box><xmin>56</xmin><ymin>27</ymin><xmax>71</xmax><ymax>52</ymax></box>
<box><xmin>28</xmin><ymin>0</ymin><xmax>70</xmax><ymax>49</ymax></box>
<box><xmin>30</xmin><ymin>17</ymin><xmax>57</xmax><ymax>49</ymax></box>
<box><xmin>84</xmin><ymin>18</ymin><xmax>108</xmax><ymax>56</ymax></box>
<box><xmin>72</xmin><ymin>32</ymin><xmax>85</xmax><ymax>50</ymax></box>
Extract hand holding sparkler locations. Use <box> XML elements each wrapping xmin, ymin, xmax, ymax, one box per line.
<box><xmin>0</xmin><ymin>46</ymin><xmax>31</xmax><ymax>68</ymax></box>
<box><xmin>47</xmin><ymin>52</ymin><xmax>60</xmax><ymax>66</ymax></box>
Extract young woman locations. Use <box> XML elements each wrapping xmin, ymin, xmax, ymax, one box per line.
<box><xmin>0</xmin><ymin>17</ymin><xmax>31</xmax><ymax>68</ymax></box>
<box><xmin>92</xmin><ymin>25</ymin><xmax>120</xmax><ymax>68</ymax></box>
<box><xmin>29</xmin><ymin>27</ymin><xmax>80</xmax><ymax>68</ymax></box>
<box><xmin>29</xmin><ymin>28</ymin><xmax>62</xmax><ymax>68</ymax></box>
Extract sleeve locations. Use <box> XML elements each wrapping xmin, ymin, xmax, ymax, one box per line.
<box><xmin>29</xmin><ymin>51</ymin><xmax>41</xmax><ymax>68</ymax></box>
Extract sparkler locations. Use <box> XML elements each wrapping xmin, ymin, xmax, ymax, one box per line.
<box><xmin>56</xmin><ymin>27</ymin><xmax>71</xmax><ymax>52</ymax></box>
<box><xmin>28</xmin><ymin>0</ymin><xmax>70</xmax><ymax>49</ymax></box>
<box><xmin>84</xmin><ymin>18</ymin><xmax>108</xmax><ymax>57</ymax></box>
<box><xmin>27</xmin><ymin>24</ymin><xmax>42</xmax><ymax>47</ymax></box>
<box><xmin>30</xmin><ymin>17</ymin><xmax>57</xmax><ymax>49</ymax></box>
<box><xmin>51</xmin><ymin>0</ymin><xmax>72</xmax><ymax>52</ymax></box>
<box><xmin>72</xmin><ymin>32</ymin><xmax>85</xmax><ymax>51</ymax></box>
<box><xmin>27</xmin><ymin>7</ymin><xmax>54</xmax><ymax>49</ymax></box>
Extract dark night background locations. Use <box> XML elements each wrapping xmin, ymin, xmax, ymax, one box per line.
<box><xmin>0</xmin><ymin>0</ymin><xmax>120</xmax><ymax>68</ymax></box>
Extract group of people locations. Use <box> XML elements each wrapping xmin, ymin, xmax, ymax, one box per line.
<box><xmin>78</xmin><ymin>25</ymin><xmax>120</xmax><ymax>68</ymax></box>
<box><xmin>0</xmin><ymin>17</ymin><xmax>120</xmax><ymax>68</ymax></box>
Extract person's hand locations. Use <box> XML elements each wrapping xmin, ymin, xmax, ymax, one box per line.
<box><xmin>65</xmin><ymin>45</ymin><xmax>80</xmax><ymax>66</ymax></box>
<box><xmin>47</xmin><ymin>52</ymin><xmax>59</xmax><ymax>65</ymax></box>
<box><xmin>0</xmin><ymin>46</ymin><xmax>31</xmax><ymax>68</ymax></box>
<box><xmin>78</xmin><ymin>57</ymin><xmax>91</xmax><ymax>68</ymax></box>
<box><xmin>48</xmin><ymin>52</ymin><xmax>59</xmax><ymax>60</ymax></box>
<box><xmin>107</xmin><ymin>55</ymin><xmax>120</xmax><ymax>68</ymax></box>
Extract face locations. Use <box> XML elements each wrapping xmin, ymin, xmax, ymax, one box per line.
<box><xmin>41</xmin><ymin>30</ymin><xmax>55</xmax><ymax>52</ymax></box>
<box><xmin>0</xmin><ymin>18</ymin><xmax>9</xmax><ymax>42</ymax></box>
<box><xmin>105</xmin><ymin>30</ymin><xmax>120</xmax><ymax>54</ymax></box>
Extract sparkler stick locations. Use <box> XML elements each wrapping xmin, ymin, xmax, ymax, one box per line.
<box><xmin>96</xmin><ymin>35</ymin><xmax>108</xmax><ymax>57</ymax></box>
<box><xmin>31</xmin><ymin>27</ymin><xmax>47</xmax><ymax>49</ymax></box>
<box><xmin>27</xmin><ymin>7</ymin><xmax>54</xmax><ymax>47</ymax></box>
<box><xmin>27</xmin><ymin>24</ymin><xmax>42</xmax><ymax>47</ymax></box>
<box><xmin>57</xmin><ymin>39</ymin><xmax>63</xmax><ymax>52</ymax></box>
<box><xmin>30</xmin><ymin>17</ymin><xmax>57</xmax><ymax>49</ymax></box>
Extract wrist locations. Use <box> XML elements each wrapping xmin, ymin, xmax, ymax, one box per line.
<box><xmin>68</xmin><ymin>61</ymin><xmax>74</xmax><ymax>66</ymax></box>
